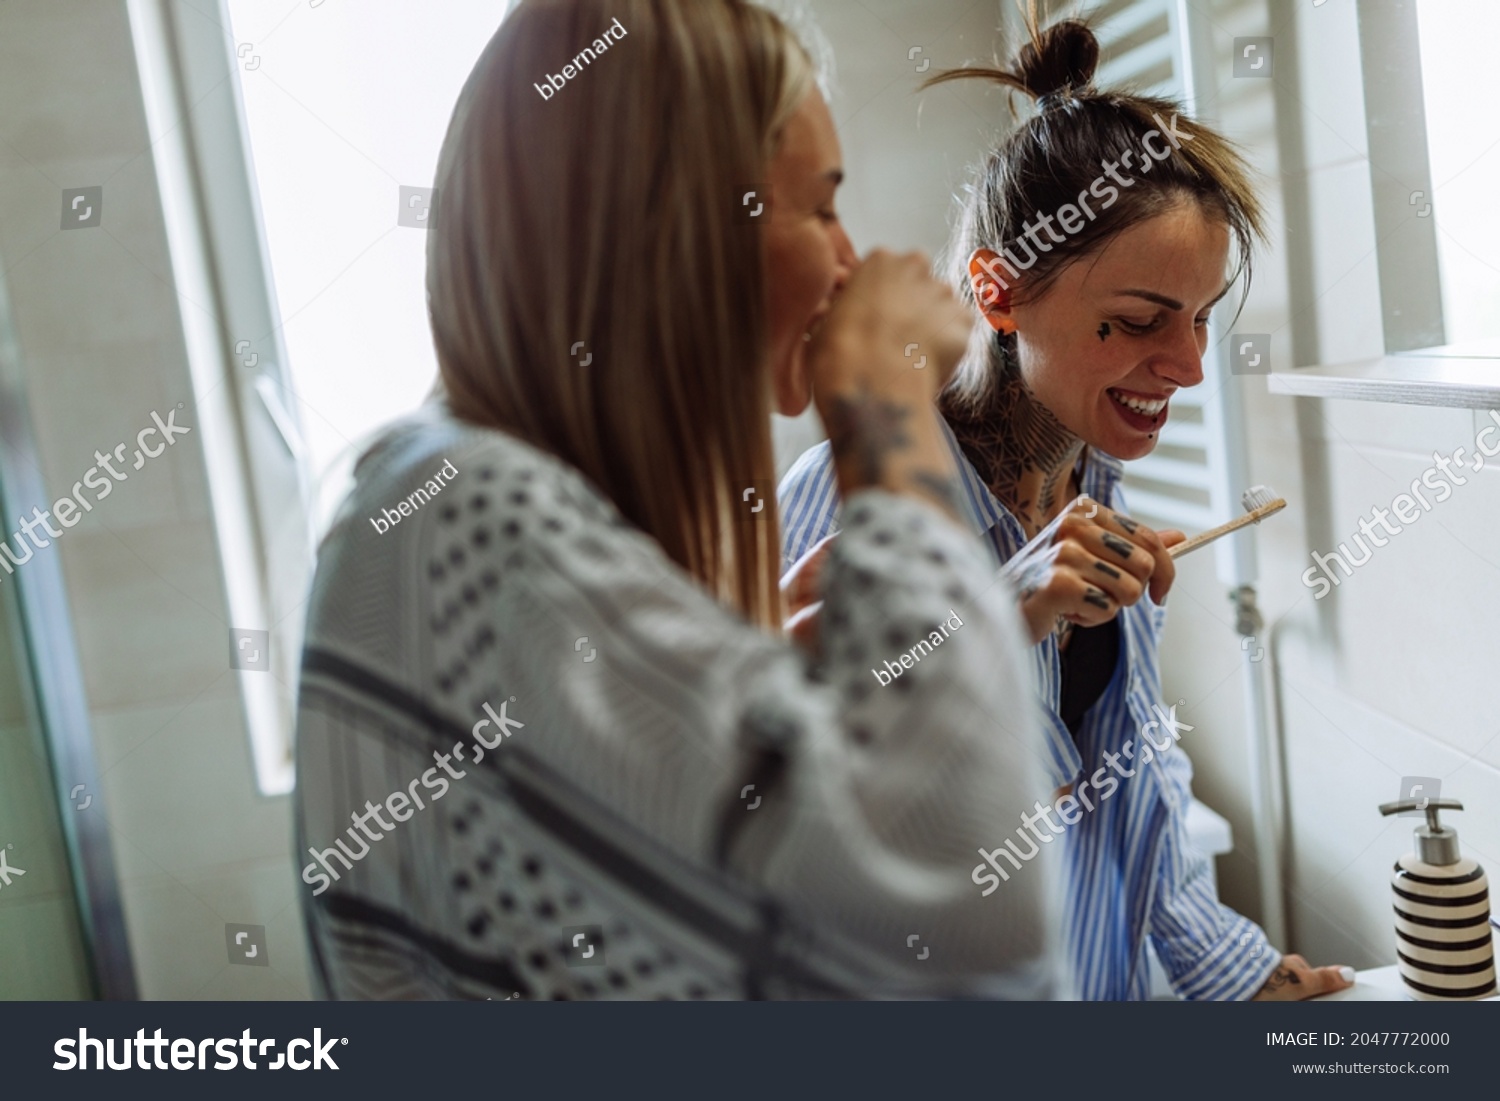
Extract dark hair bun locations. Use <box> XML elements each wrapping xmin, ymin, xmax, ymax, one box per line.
<box><xmin>1014</xmin><ymin>19</ymin><xmax>1098</xmax><ymax>99</ymax></box>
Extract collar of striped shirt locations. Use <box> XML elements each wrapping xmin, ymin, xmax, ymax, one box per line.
<box><xmin>938</xmin><ymin>416</ymin><xmax>1126</xmax><ymax>554</ymax></box>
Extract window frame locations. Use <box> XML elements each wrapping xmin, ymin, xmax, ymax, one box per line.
<box><xmin>128</xmin><ymin>0</ymin><xmax>316</xmax><ymax>796</ymax></box>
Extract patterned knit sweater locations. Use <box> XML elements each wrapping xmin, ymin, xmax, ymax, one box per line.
<box><xmin>293</xmin><ymin>402</ymin><xmax>1064</xmax><ymax>1000</ymax></box>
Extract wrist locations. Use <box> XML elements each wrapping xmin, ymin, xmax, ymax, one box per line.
<box><xmin>823</xmin><ymin>399</ymin><xmax>963</xmax><ymax>524</ymax></box>
<box><xmin>808</xmin><ymin>326</ymin><xmax>899</xmax><ymax>393</ymax></box>
<box><xmin>823</xmin><ymin>389</ymin><xmax>934</xmax><ymax>476</ymax></box>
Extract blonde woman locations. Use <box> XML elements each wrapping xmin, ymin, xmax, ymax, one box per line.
<box><xmin>293</xmin><ymin>0</ymin><xmax>1059</xmax><ymax>1001</ymax></box>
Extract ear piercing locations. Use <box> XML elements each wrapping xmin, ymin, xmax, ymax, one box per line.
<box><xmin>974</xmin><ymin>279</ymin><xmax>1016</xmax><ymax>335</ymax></box>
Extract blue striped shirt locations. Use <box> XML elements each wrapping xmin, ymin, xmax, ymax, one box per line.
<box><xmin>778</xmin><ymin>422</ymin><xmax>1281</xmax><ymax>1000</ymax></box>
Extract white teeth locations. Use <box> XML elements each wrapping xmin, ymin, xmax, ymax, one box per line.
<box><xmin>1109</xmin><ymin>390</ymin><xmax>1166</xmax><ymax>416</ymax></box>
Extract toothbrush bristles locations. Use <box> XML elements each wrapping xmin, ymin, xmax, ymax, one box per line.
<box><xmin>1241</xmin><ymin>484</ymin><xmax>1282</xmax><ymax>514</ymax></box>
<box><xmin>1168</xmin><ymin>486</ymin><xmax>1287</xmax><ymax>558</ymax></box>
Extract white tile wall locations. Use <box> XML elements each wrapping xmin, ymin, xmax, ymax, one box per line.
<box><xmin>775</xmin><ymin>0</ymin><xmax>1015</xmax><ymax>476</ymax></box>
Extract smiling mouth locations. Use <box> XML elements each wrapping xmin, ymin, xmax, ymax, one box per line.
<box><xmin>1108</xmin><ymin>388</ymin><xmax>1169</xmax><ymax>429</ymax></box>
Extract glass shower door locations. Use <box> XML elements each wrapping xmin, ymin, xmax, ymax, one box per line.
<box><xmin>0</xmin><ymin>263</ymin><xmax>133</xmax><ymax>1000</ymax></box>
<box><xmin>0</xmin><ymin>573</ymin><xmax>93</xmax><ymax>998</ymax></box>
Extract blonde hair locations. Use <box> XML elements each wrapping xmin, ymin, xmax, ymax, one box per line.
<box><xmin>427</xmin><ymin>0</ymin><xmax>817</xmax><ymax>629</ymax></box>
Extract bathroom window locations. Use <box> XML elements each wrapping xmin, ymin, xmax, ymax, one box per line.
<box><xmin>223</xmin><ymin>0</ymin><xmax>517</xmax><ymax>528</ymax></box>
<box><xmin>1355</xmin><ymin>0</ymin><xmax>1500</xmax><ymax>355</ymax></box>
<box><xmin>1413</xmin><ymin>0</ymin><xmax>1500</xmax><ymax>347</ymax></box>
<box><xmin>128</xmin><ymin>0</ymin><xmax>515</xmax><ymax>793</ymax></box>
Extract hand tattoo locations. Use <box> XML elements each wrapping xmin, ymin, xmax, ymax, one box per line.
<box><xmin>1093</xmin><ymin>561</ymin><xmax>1122</xmax><ymax>580</ymax></box>
<box><xmin>1081</xmin><ymin>586</ymin><xmax>1111</xmax><ymax>611</ymax></box>
<box><xmin>1114</xmin><ymin>515</ymin><xmax>1139</xmax><ymax>535</ymax></box>
<box><xmin>1261</xmin><ymin>966</ymin><xmax>1302</xmax><ymax>993</ymax></box>
<box><xmin>1100</xmin><ymin>532</ymin><xmax>1135</xmax><ymax>560</ymax></box>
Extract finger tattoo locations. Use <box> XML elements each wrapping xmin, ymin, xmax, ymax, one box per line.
<box><xmin>1082</xmin><ymin>586</ymin><xmax>1111</xmax><ymax>611</ymax></box>
<box><xmin>1262</xmin><ymin>966</ymin><xmax>1301</xmax><ymax>992</ymax></box>
<box><xmin>1114</xmin><ymin>515</ymin><xmax>1139</xmax><ymax>535</ymax></box>
<box><xmin>1093</xmin><ymin>561</ymin><xmax>1122</xmax><ymax>580</ymax></box>
<box><xmin>1100</xmin><ymin>532</ymin><xmax>1135</xmax><ymax>560</ymax></box>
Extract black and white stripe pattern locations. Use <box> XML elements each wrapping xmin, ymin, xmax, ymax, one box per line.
<box><xmin>1391</xmin><ymin>858</ymin><xmax>1496</xmax><ymax>1000</ymax></box>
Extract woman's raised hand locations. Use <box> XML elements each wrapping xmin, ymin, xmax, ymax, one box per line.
<box><xmin>1003</xmin><ymin>495</ymin><xmax>1185</xmax><ymax>645</ymax></box>
<box><xmin>806</xmin><ymin>251</ymin><xmax>973</xmax><ymax>518</ymax></box>
<box><xmin>808</xmin><ymin>250</ymin><xmax>972</xmax><ymax>403</ymax></box>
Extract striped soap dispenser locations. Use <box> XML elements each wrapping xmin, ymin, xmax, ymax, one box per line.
<box><xmin>1378</xmin><ymin>796</ymin><xmax>1496</xmax><ymax>1000</ymax></box>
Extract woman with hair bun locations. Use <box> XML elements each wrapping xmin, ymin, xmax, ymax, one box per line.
<box><xmin>781</xmin><ymin>11</ymin><xmax>1354</xmax><ymax>1000</ymax></box>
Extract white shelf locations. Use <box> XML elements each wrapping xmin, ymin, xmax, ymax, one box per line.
<box><xmin>1265</xmin><ymin>340</ymin><xmax>1500</xmax><ymax>409</ymax></box>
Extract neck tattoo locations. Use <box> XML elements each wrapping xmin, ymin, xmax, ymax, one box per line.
<box><xmin>947</xmin><ymin>340</ymin><xmax>1085</xmax><ymax>534</ymax></box>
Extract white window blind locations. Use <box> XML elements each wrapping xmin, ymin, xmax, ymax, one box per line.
<box><xmin>1090</xmin><ymin>0</ymin><xmax>1220</xmax><ymax>534</ymax></box>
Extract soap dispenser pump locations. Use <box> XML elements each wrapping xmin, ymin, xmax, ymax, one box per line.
<box><xmin>1378</xmin><ymin>797</ymin><xmax>1495</xmax><ymax>1000</ymax></box>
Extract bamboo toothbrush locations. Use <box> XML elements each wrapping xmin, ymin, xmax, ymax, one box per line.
<box><xmin>1167</xmin><ymin>485</ymin><xmax>1286</xmax><ymax>559</ymax></box>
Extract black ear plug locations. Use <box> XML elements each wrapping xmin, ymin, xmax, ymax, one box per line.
<box><xmin>1097</xmin><ymin>322</ymin><xmax>1110</xmax><ymax>341</ymax></box>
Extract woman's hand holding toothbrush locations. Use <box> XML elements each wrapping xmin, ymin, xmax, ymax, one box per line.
<box><xmin>785</xmin><ymin>493</ymin><xmax>1186</xmax><ymax>654</ymax></box>
<box><xmin>1003</xmin><ymin>495</ymin><xmax>1184</xmax><ymax>645</ymax></box>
